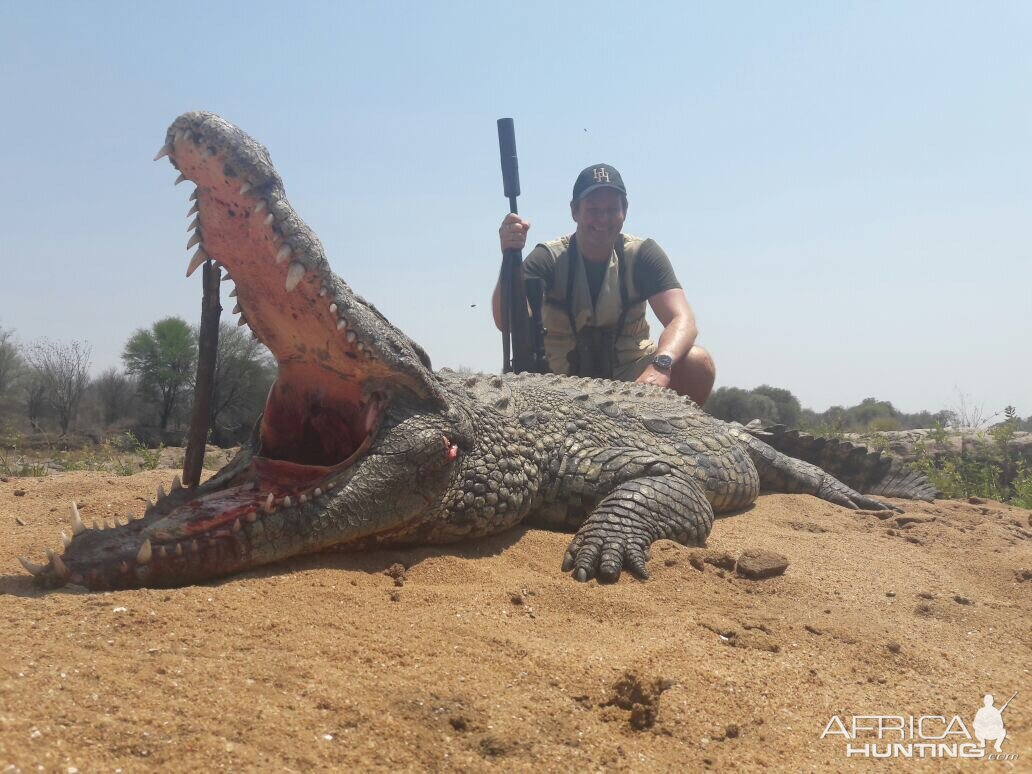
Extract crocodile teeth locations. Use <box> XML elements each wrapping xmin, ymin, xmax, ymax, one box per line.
<box><xmin>237</xmin><ymin>315</ymin><xmax>248</xmax><ymax>327</ymax></box>
<box><xmin>171</xmin><ymin>474</ymin><xmax>182</xmax><ymax>490</ymax></box>
<box><xmin>284</xmin><ymin>263</ymin><xmax>305</xmax><ymax>292</ymax></box>
<box><xmin>190</xmin><ymin>539</ymin><xmax>200</xmax><ymax>553</ymax></box>
<box><xmin>299</xmin><ymin>494</ymin><xmax>307</xmax><ymax>504</ymax></box>
<box><xmin>232</xmin><ymin>519</ymin><xmax>241</xmax><ymax>532</ymax></box>
<box><xmin>346</xmin><ymin>331</ymin><xmax>357</xmax><ymax>343</ymax></box>
<box><xmin>91</xmin><ymin>520</ymin><xmax>100</xmax><ymax>531</ymax></box>
<box><xmin>120</xmin><ymin>561</ymin><xmax>130</xmax><ymax>573</ymax></box>
<box><xmin>186</xmin><ymin>232</ymin><xmax>202</xmax><ymax>250</ymax></box>
<box><xmin>70</xmin><ymin>501</ymin><xmax>86</xmax><ymax>535</ymax></box>
<box><xmin>137</xmin><ymin>539</ymin><xmax>152</xmax><ymax>565</ymax></box>
<box><xmin>51</xmin><ymin>553</ymin><xmax>69</xmax><ymax>579</ymax></box>
<box><xmin>228</xmin><ymin>287</ymin><xmax>237</xmax><ymax>298</ymax></box>
<box><xmin>157</xmin><ymin>483</ymin><xmax>166</xmax><ymax>500</ymax></box>
<box><xmin>282</xmin><ymin>496</ymin><xmax>292</xmax><ymax>508</ymax></box>
<box><xmin>186</xmin><ymin>248</ymin><xmax>206</xmax><ymax>278</ymax></box>
<box><xmin>263</xmin><ymin>493</ymin><xmax>274</xmax><ymax>513</ymax></box>
<box><xmin>61</xmin><ymin>530</ymin><xmax>71</xmax><ymax>548</ymax></box>
<box><xmin>275</xmin><ymin>245</ymin><xmax>292</xmax><ymax>264</ymax></box>
<box><xmin>154</xmin><ymin>144</ymin><xmax>171</xmax><ymax>161</ymax></box>
<box><xmin>336</xmin><ymin>319</ymin><xmax>347</xmax><ymax>331</ymax></box>
<box><xmin>187</xmin><ymin>216</ymin><xmax>200</xmax><ymax>232</ymax></box>
<box><xmin>188</xmin><ymin>202</ymin><xmax>199</xmax><ymax>217</ymax></box>
<box><xmin>254</xmin><ymin>200</ymin><xmax>267</xmax><ymax>214</ymax></box>
<box><xmin>232</xmin><ymin>303</ymin><xmax>241</xmax><ymax>315</ymax></box>
<box><xmin>175</xmin><ymin>544</ymin><xmax>183</xmax><ymax>557</ymax></box>
<box><xmin>239</xmin><ymin>182</ymin><xmax>252</xmax><ymax>195</ymax></box>
<box><xmin>329</xmin><ymin>303</ymin><xmax>338</xmax><ymax>314</ymax></box>
<box><xmin>18</xmin><ymin>556</ymin><xmax>45</xmax><ymax>576</ymax></box>
<box><xmin>104</xmin><ymin>519</ymin><xmax>114</xmax><ymax>530</ymax></box>
<box><xmin>189</xmin><ymin>189</ymin><xmax>198</xmax><ymax>201</ymax></box>
<box><xmin>156</xmin><ymin>546</ymin><xmax>167</xmax><ymax>559</ymax></box>
<box><xmin>314</xmin><ymin>488</ymin><xmax>322</xmax><ymax>497</ymax></box>
<box><xmin>318</xmin><ymin>286</ymin><xmax>327</xmax><ymax>297</ymax></box>
<box><xmin>175</xmin><ymin>173</ymin><xmax>187</xmax><ymax>185</ymax></box>
<box><xmin>264</xmin><ymin>213</ymin><xmax>274</xmax><ymax>226</ymax></box>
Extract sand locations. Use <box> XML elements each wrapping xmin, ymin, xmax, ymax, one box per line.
<box><xmin>1</xmin><ymin>471</ymin><xmax>1028</xmax><ymax>771</ymax></box>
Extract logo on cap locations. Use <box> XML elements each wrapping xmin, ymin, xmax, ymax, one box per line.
<box><xmin>573</xmin><ymin>163</ymin><xmax>626</xmax><ymax>201</ymax></box>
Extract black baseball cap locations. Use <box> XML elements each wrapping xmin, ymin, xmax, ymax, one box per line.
<box><xmin>572</xmin><ymin>164</ymin><xmax>627</xmax><ymax>201</ymax></box>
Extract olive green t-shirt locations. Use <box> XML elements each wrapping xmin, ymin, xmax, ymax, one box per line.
<box><xmin>522</xmin><ymin>237</ymin><xmax>681</xmax><ymax>305</ymax></box>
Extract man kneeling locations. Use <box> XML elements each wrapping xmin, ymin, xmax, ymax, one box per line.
<box><xmin>492</xmin><ymin>163</ymin><xmax>715</xmax><ymax>404</ymax></box>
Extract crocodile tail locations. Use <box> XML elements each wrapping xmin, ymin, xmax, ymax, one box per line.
<box><xmin>741</xmin><ymin>423</ymin><xmax>940</xmax><ymax>501</ymax></box>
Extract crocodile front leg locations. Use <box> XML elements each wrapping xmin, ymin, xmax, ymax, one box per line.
<box><xmin>549</xmin><ymin>448</ymin><xmax>714</xmax><ymax>582</ymax></box>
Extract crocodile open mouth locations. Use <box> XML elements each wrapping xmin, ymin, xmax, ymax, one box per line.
<box><xmin>143</xmin><ymin>114</ymin><xmax>395</xmax><ymax>536</ymax></box>
<box><xmin>21</xmin><ymin>113</ymin><xmax>436</xmax><ymax>589</ymax></box>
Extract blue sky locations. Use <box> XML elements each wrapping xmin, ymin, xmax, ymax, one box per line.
<box><xmin>1</xmin><ymin>1</ymin><xmax>1029</xmax><ymax>415</ymax></box>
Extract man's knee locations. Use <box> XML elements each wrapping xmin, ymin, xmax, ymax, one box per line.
<box><xmin>683</xmin><ymin>345</ymin><xmax>715</xmax><ymax>376</ymax></box>
<box><xmin>671</xmin><ymin>345</ymin><xmax>716</xmax><ymax>404</ymax></box>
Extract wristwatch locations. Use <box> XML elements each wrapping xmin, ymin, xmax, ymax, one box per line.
<box><xmin>651</xmin><ymin>353</ymin><xmax>674</xmax><ymax>374</ymax></box>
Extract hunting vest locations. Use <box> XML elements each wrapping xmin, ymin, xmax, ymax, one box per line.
<box><xmin>538</xmin><ymin>233</ymin><xmax>653</xmax><ymax>377</ymax></box>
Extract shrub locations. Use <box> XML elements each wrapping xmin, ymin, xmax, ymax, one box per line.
<box><xmin>910</xmin><ymin>412</ymin><xmax>1029</xmax><ymax>506</ymax></box>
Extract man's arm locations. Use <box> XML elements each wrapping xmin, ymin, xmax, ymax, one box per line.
<box><xmin>637</xmin><ymin>288</ymin><xmax>698</xmax><ymax>388</ymax></box>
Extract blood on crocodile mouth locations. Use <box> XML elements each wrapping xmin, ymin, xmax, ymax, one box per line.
<box><xmin>20</xmin><ymin>387</ymin><xmax>385</xmax><ymax>589</ymax></box>
<box><xmin>157</xmin><ymin>384</ymin><xmax>384</xmax><ymax>540</ymax></box>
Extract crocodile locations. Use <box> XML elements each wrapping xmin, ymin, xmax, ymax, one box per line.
<box><xmin>19</xmin><ymin>112</ymin><xmax>936</xmax><ymax>591</ymax></box>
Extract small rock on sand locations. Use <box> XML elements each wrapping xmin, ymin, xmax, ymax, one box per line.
<box><xmin>735</xmin><ymin>549</ymin><xmax>790</xmax><ymax>580</ymax></box>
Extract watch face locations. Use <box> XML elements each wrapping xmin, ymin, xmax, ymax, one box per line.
<box><xmin>653</xmin><ymin>354</ymin><xmax>674</xmax><ymax>373</ymax></box>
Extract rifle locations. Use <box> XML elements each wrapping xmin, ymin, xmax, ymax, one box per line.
<box><xmin>496</xmin><ymin>118</ymin><xmax>547</xmax><ymax>373</ymax></box>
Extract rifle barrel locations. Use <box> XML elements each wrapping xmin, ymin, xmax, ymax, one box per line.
<box><xmin>497</xmin><ymin>118</ymin><xmax>520</xmax><ymax>201</ymax></box>
<box><xmin>1000</xmin><ymin>691</ymin><xmax>1018</xmax><ymax>713</ymax></box>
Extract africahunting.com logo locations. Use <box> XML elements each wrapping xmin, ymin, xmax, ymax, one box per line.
<box><xmin>821</xmin><ymin>692</ymin><xmax>1019</xmax><ymax>760</ymax></box>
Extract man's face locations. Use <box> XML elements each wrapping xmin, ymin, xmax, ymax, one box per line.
<box><xmin>571</xmin><ymin>187</ymin><xmax>626</xmax><ymax>257</ymax></box>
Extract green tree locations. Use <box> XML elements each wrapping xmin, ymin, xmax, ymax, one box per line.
<box><xmin>122</xmin><ymin>317</ymin><xmax>197</xmax><ymax>430</ymax></box>
<box><xmin>704</xmin><ymin>387</ymin><xmax>778</xmax><ymax>425</ymax></box>
<box><xmin>846</xmin><ymin>397</ymin><xmax>899</xmax><ymax>431</ymax></box>
<box><xmin>752</xmin><ymin>384</ymin><xmax>802</xmax><ymax>427</ymax></box>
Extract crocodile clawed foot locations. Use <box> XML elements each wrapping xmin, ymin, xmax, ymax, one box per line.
<box><xmin>561</xmin><ymin>533</ymin><xmax>650</xmax><ymax>584</ymax></box>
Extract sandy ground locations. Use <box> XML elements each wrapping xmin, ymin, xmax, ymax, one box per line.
<box><xmin>1</xmin><ymin>471</ymin><xmax>1028</xmax><ymax>772</ymax></box>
